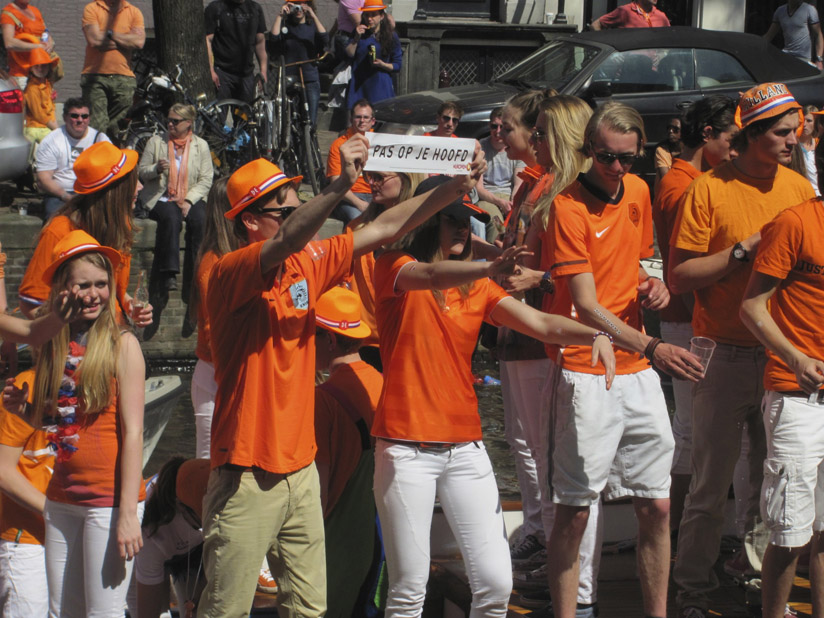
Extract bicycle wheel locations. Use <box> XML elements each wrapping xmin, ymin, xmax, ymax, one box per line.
<box><xmin>301</xmin><ymin>123</ymin><xmax>324</xmax><ymax>195</ymax></box>
<box><xmin>199</xmin><ymin>99</ymin><xmax>256</xmax><ymax>175</ymax></box>
<box><xmin>125</xmin><ymin>127</ymin><xmax>158</xmax><ymax>156</ymax></box>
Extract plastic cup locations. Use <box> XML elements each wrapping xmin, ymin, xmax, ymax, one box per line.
<box><xmin>690</xmin><ymin>336</ymin><xmax>716</xmax><ymax>375</ymax></box>
<box><xmin>18</xmin><ymin>204</ymin><xmax>27</xmax><ymax>216</ymax></box>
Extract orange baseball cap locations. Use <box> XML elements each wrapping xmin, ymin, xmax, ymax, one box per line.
<box><xmin>225</xmin><ymin>159</ymin><xmax>302</xmax><ymax>220</ymax></box>
<box><xmin>360</xmin><ymin>0</ymin><xmax>388</xmax><ymax>11</ymax></box>
<box><xmin>42</xmin><ymin>229</ymin><xmax>121</xmax><ymax>285</ymax></box>
<box><xmin>73</xmin><ymin>141</ymin><xmax>138</xmax><ymax>194</ymax></box>
<box><xmin>316</xmin><ymin>286</ymin><xmax>372</xmax><ymax>339</ymax></box>
<box><xmin>175</xmin><ymin>458</ymin><xmax>211</xmax><ymax>522</ymax></box>
<box><xmin>735</xmin><ymin>82</ymin><xmax>801</xmax><ymax>129</ymax></box>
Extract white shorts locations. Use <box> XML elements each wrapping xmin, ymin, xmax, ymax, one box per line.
<box><xmin>762</xmin><ymin>390</ymin><xmax>824</xmax><ymax>547</ymax></box>
<box><xmin>548</xmin><ymin>362</ymin><xmax>674</xmax><ymax>506</ymax></box>
<box><xmin>0</xmin><ymin>538</ymin><xmax>47</xmax><ymax>617</ymax></box>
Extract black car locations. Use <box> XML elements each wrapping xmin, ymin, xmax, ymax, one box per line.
<box><xmin>374</xmin><ymin>26</ymin><xmax>824</xmax><ymax>147</ymax></box>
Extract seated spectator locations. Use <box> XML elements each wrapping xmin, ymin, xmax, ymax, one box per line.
<box><xmin>327</xmin><ymin>99</ymin><xmax>373</xmax><ymax>222</ymax></box>
<box><xmin>35</xmin><ymin>97</ymin><xmax>110</xmax><ymax>218</ymax></box>
<box><xmin>314</xmin><ymin>286</ymin><xmax>383</xmax><ymax>618</ymax></box>
<box><xmin>425</xmin><ymin>101</ymin><xmax>463</xmax><ymax>138</ymax></box>
<box><xmin>476</xmin><ymin>107</ymin><xmax>525</xmax><ymax>242</ymax></box>
<box><xmin>138</xmin><ymin>103</ymin><xmax>213</xmax><ymax>329</ymax></box>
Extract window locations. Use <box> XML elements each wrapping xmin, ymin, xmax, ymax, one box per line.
<box><xmin>694</xmin><ymin>49</ymin><xmax>753</xmax><ymax>89</ymax></box>
<box><xmin>499</xmin><ymin>41</ymin><xmax>601</xmax><ymax>91</ymax></box>
<box><xmin>591</xmin><ymin>49</ymin><xmax>695</xmax><ymax>94</ymax></box>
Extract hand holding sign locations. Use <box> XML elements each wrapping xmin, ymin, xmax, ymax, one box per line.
<box><xmin>339</xmin><ymin>134</ymin><xmax>370</xmax><ymax>187</ymax></box>
<box><xmin>364</xmin><ymin>133</ymin><xmax>479</xmax><ymax>176</ymax></box>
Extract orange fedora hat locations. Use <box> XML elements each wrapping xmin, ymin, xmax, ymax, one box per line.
<box><xmin>360</xmin><ymin>0</ymin><xmax>388</xmax><ymax>11</ymax></box>
<box><xmin>225</xmin><ymin>158</ymin><xmax>302</xmax><ymax>220</ymax></box>
<box><xmin>315</xmin><ymin>286</ymin><xmax>371</xmax><ymax>339</ymax></box>
<box><xmin>73</xmin><ymin>141</ymin><xmax>138</xmax><ymax>195</ymax></box>
<box><xmin>42</xmin><ymin>229</ymin><xmax>121</xmax><ymax>286</ymax></box>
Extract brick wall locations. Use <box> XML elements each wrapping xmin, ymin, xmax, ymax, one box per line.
<box><xmin>39</xmin><ymin>0</ymin><xmax>340</xmax><ymax>103</ymax></box>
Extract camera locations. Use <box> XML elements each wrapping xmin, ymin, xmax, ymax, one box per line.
<box><xmin>288</xmin><ymin>3</ymin><xmax>303</xmax><ymax>14</ymax></box>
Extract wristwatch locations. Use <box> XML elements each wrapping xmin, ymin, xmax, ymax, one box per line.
<box><xmin>538</xmin><ymin>271</ymin><xmax>555</xmax><ymax>294</ymax></box>
<box><xmin>106</xmin><ymin>29</ymin><xmax>114</xmax><ymax>40</ymax></box>
<box><xmin>732</xmin><ymin>242</ymin><xmax>749</xmax><ymax>262</ymax></box>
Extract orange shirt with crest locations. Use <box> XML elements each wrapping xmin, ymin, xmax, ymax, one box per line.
<box><xmin>0</xmin><ymin>370</ymin><xmax>51</xmax><ymax>545</ymax></box>
<box><xmin>206</xmin><ymin>232</ymin><xmax>354</xmax><ymax>473</ymax></box>
<box><xmin>672</xmin><ymin>162</ymin><xmax>814</xmax><ymax>345</ymax></box>
<box><xmin>373</xmin><ymin>251</ymin><xmax>509</xmax><ymax>442</ymax></box>
<box><xmin>542</xmin><ymin>173</ymin><xmax>654</xmax><ymax>375</ymax></box>
<box><xmin>753</xmin><ymin>199</ymin><xmax>824</xmax><ymax>392</ymax></box>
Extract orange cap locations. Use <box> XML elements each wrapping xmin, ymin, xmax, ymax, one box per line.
<box><xmin>735</xmin><ymin>82</ymin><xmax>801</xmax><ymax>129</ymax></box>
<box><xmin>225</xmin><ymin>159</ymin><xmax>302</xmax><ymax>220</ymax></box>
<box><xmin>41</xmin><ymin>229</ymin><xmax>121</xmax><ymax>286</ymax></box>
<box><xmin>315</xmin><ymin>286</ymin><xmax>372</xmax><ymax>339</ymax></box>
<box><xmin>73</xmin><ymin>141</ymin><xmax>138</xmax><ymax>194</ymax></box>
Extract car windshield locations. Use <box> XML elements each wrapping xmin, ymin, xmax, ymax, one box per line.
<box><xmin>495</xmin><ymin>40</ymin><xmax>601</xmax><ymax>91</ymax></box>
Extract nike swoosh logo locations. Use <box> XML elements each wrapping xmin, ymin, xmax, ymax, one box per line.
<box><xmin>595</xmin><ymin>226</ymin><xmax>610</xmax><ymax>238</ymax></box>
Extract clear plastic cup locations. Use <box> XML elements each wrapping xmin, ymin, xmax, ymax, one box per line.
<box><xmin>690</xmin><ymin>336</ymin><xmax>716</xmax><ymax>375</ymax></box>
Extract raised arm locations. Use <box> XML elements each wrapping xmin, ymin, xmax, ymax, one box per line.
<box><xmin>668</xmin><ymin>230</ymin><xmax>760</xmax><ymax>295</ymax></box>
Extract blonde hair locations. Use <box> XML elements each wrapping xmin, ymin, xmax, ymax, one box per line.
<box><xmin>584</xmin><ymin>101</ymin><xmax>647</xmax><ymax>155</ymax></box>
<box><xmin>533</xmin><ymin>96</ymin><xmax>593</xmax><ymax>230</ymax></box>
<box><xmin>31</xmin><ymin>253</ymin><xmax>121</xmax><ymax>427</ymax></box>
<box><xmin>169</xmin><ymin>103</ymin><xmax>196</xmax><ymax>123</ymax></box>
<box><xmin>353</xmin><ymin>172</ymin><xmax>427</xmax><ymax>230</ymax></box>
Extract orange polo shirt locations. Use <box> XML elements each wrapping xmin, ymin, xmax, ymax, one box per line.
<box><xmin>19</xmin><ymin>215</ymin><xmax>132</xmax><ymax>317</ymax></box>
<box><xmin>753</xmin><ymin>199</ymin><xmax>824</xmax><ymax>392</ymax></box>
<box><xmin>327</xmin><ymin>128</ymin><xmax>372</xmax><ymax>195</ymax></box>
<box><xmin>195</xmin><ymin>251</ymin><xmax>220</xmax><ymax>364</ymax></box>
<box><xmin>206</xmin><ymin>232</ymin><xmax>354</xmax><ymax>474</ymax></box>
<box><xmin>82</xmin><ymin>0</ymin><xmax>144</xmax><ymax>77</ymax></box>
<box><xmin>652</xmin><ymin>158</ymin><xmax>700</xmax><ymax>324</ymax></box>
<box><xmin>373</xmin><ymin>251</ymin><xmax>509</xmax><ymax>443</ymax></box>
<box><xmin>543</xmin><ymin>173</ymin><xmax>654</xmax><ymax>375</ymax></box>
<box><xmin>0</xmin><ymin>370</ymin><xmax>51</xmax><ymax>545</ymax></box>
<box><xmin>23</xmin><ymin>76</ymin><xmax>54</xmax><ymax>129</ymax></box>
<box><xmin>672</xmin><ymin>162</ymin><xmax>814</xmax><ymax>345</ymax></box>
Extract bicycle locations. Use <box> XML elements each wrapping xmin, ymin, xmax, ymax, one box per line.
<box><xmin>272</xmin><ymin>54</ymin><xmax>327</xmax><ymax>195</ymax></box>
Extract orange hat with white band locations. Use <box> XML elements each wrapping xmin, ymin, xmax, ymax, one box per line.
<box><xmin>315</xmin><ymin>286</ymin><xmax>372</xmax><ymax>339</ymax></box>
<box><xmin>225</xmin><ymin>159</ymin><xmax>303</xmax><ymax>220</ymax></box>
<box><xmin>73</xmin><ymin>141</ymin><xmax>138</xmax><ymax>195</ymax></box>
<box><xmin>360</xmin><ymin>0</ymin><xmax>387</xmax><ymax>11</ymax></box>
<box><xmin>42</xmin><ymin>229</ymin><xmax>121</xmax><ymax>285</ymax></box>
<box><xmin>734</xmin><ymin>82</ymin><xmax>801</xmax><ymax>130</ymax></box>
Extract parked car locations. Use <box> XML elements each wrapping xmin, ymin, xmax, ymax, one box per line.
<box><xmin>0</xmin><ymin>70</ymin><xmax>30</xmax><ymax>182</ymax></box>
<box><xmin>373</xmin><ymin>26</ymin><xmax>824</xmax><ymax>175</ymax></box>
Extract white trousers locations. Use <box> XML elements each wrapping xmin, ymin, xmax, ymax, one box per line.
<box><xmin>191</xmin><ymin>359</ymin><xmax>217</xmax><ymax>459</ymax></box>
<box><xmin>0</xmin><ymin>538</ymin><xmax>47</xmax><ymax>617</ymax></box>
<box><xmin>500</xmin><ymin>358</ymin><xmax>550</xmax><ymax>543</ymax></box>
<box><xmin>374</xmin><ymin>440</ymin><xmax>512</xmax><ymax>618</ymax></box>
<box><xmin>44</xmin><ymin>499</ymin><xmax>145</xmax><ymax>618</ymax></box>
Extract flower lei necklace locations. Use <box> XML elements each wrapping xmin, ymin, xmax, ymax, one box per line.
<box><xmin>45</xmin><ymin>334</ymin><xmax>87</xmax><ymax>462</ymax></box>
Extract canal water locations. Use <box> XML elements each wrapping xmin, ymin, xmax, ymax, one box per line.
<box><xmin>146</xmin><ymin>350</ymin><xmax>521</xmax><ymax>501</ymax></box>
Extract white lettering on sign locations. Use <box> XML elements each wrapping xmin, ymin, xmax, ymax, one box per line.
<box><xmin>363</xmin><ymin>133</ymin><xmax>475</xmax><ymax>175</ymax></box>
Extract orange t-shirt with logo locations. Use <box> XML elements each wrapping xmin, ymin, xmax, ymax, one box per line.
<box><xmin>314</xmin><ymin>360</ymin><xmax>382</xmax><ymax>517</ymax></box>
<box><xmin>195</xmin><ymin>251</ymin><xmax>220</xmax><ymax>364</ymax></box>
<box><xmin>19</xmin><ymin>215</ymin><xmax>132</xmax><ymax>317</ymax></box>
<box><xmin>0</xmin><ymin>3</ymin><xmax>46</xmax><ymax>77</ymax></box>
<box><xmin>652</xmin><ymin>158</ymin><xmax>701</xmax><ymax>324</ymax></box>
<box><xmin>542</xmin><ymin>173</ymin><xmax>654</xmax><ymax>375</ymax></box>
<box><xmin>82</xmin><ymin>0</ymin><xmax>144</xmax><ymax>77</ymax></box>
<box><xmin>0</xmin><ymin>369</ymin><xmax>52</xmax><ymax>545</ymax></box>
<box><xmin>752</xmin><ymin>199</ymin><xmax>824</xmax><ymax>392</ymax></box>
<box><xmin>206</xmin><ymin>232</ymin><xmax>354</xmax><ymax>473</ymax></box>
<box><xmin>327</xmin><ymin>128</ymin><xmax>372</xmax><ymax>195</ymax></box>
<box><xmin>373</xmin><ymin>251</ymin><xmax>509</xmax><ymax>442</ymax></box>
<box><xmin>672</xmin><ymin>162</ymin><xmax>815</xmax><ymax>345</ymax></box>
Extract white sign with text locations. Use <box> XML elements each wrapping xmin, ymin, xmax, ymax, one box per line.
<box><xmin>363</xmin><ymin>133</ymin><xmax>475</xmax><ymax>175</ymax></box>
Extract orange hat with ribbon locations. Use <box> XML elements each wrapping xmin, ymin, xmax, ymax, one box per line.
<box><xmin>315</xmin><ymin>286</ymin><xmax>372</xmax><ymax>339</ymax></box>
<box><xmin>360</xmin><ymin>0</ymin><xmax>388</xmax><ymax>11</ymax></box>
<box><xmin>73</xmin><ymin>141</ymin><xmax>138</xmax><ymax>195</ymax></box>
<box><xmin>225</xmin><ymin>159</ymin><xmax>302</xmax><ymax>220</ymax></box>
<box><xmin>42</xmin><ymin>229</ymin><xmax>121</xmax><ymax>286</ymax></box>
<box><xmin>734</xmin><ymin>82</ymin><xmax>802</xmax><ymax>130</ymax></box>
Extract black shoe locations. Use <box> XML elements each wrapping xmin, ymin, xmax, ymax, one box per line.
<box><xmin>181</xmin><ymin>313</ymin><xmax>196</xmax><ymax>338</ymax></box>
<box><xmin>164</xmin><ymin>274</ymin><xmax>178</xmax><ymax>291</ymax></box>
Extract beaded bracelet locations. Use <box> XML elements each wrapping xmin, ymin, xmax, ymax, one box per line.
<box><xmin>593</xmin><ymin>331</ymin><xmax>614</xmax><ymax>344</ymax></box>
<box><xmin>644</xmin><ymin>337</ymin><xmax>663</xmax><ymax>362</ymax></box>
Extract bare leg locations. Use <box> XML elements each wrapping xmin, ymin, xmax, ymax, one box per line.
<box><xmin>547</xmin><ymin>504</ymin><xmax>590</xmax><ymax>618</ymax></box>
<box><xmin>761</xmin><ymin>543</ymin><xmax>801</xmax><ymax>618</ymax></box>
<box><xmin>635</xmin><ymin>497</ymin><xmax>670</xmax><ymax>617</ymax></box>
<box><xmin>811</xmin><ymin>532</ymin><xmax>824</xmax><ymax>618</ymax></box>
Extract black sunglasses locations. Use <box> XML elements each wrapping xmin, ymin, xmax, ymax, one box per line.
<box><xmin>68</xmin><ymin>113</ymin><xmax>90</xmax><ymax>120</ymax></box>
<box><xmin>441</xmin><ymin>115</ymin><xmax>460</xmax><ymax>124</ymax></box>
<box><xmin>590</xmin><ymin>143</ymin><xmax>640</xmax><ymax>167</ymax></box>
<box><xmin>258</xmin><ymin>206</ymin><xmax>297</xmax><ymax>219</ymax></box>
<box><xmin>166</xmin><ymin>117</ymin><xmax>187</xmax><ymax>126</ymax></box>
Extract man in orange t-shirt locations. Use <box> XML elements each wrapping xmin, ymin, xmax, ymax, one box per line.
<box><xmin>198</xmin><ymin>136</ymin><xmax>486</xmax><ymax>617</ymax></box>
<box><xmin>327</xmin><ymin>99</ymin><xmax>374</xmax><ymax>222</ymax></box>
<box><xmin>651</xmin><ymin>94</ymin><xmax>738</xmax><ymax>533</ymax></box>
<box><xmin>313</xmin><ymin>286</ymin><xmax>382</xmax><ymax>617</ymax></box>
<box><xmin>543</xmin><ymin>102</ymin><xmax>701</xmax><ymax>618</ymax></box>
<box><xmin>80</xmin><ymin>0</ymin><xmax>145</xmax><ymax>136</ymax></box>
<box><xmin>670</xmin><ymin>83</ymin><xmax>817</xmax><ymax>616</ymax></box>
<box><xmin>741</xmin><ymin>198</ymin><xmax>824</xmax><ymax>618</ymax></box>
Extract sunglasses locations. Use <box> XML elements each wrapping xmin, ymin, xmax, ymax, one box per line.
<box><xmin>258</xmin><ymin>206</ymin><xmax>297</xmax><ymax>219</ymax></box>
<box><xmin>441</xmin><ymin>115</ymin><xmax>460</xmax><ymax>124</ymax></box>
<box><xmin>531</xmin><ymin>129</ymin><xmax>547</xmax><ymax>142</ymax></box>
<box><xmin>68</xmin><ymin>113</ymin><xmax>90</xmax><ymax>120</ymax></box>
<box><xmin>167</xmin><ymin>117</ymin><xmax>187</xmax><ymax>126</ymax></box>
<box><xmin>366</xmin><ymin>172</ymin><xmax>397</xmax><ymax>185</ymax></box>
<box><xmin>590</xmin><ymin>143</ymin><xmax>640</xmax><ymax>167</ymax></box>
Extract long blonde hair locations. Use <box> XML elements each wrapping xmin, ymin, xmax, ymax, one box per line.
<box><xmin>533</xmin><ymin>96</ymin><xmax>593</xmax><ymax>230</ymax></box>
<box><xmin>353</xmin><ymin>172</ymin><xmax>427</xmax><ymax>230</ymax></box>
<box><xmin>31</xmin><ymin>253</ymin><xmax>121</xmax><ymax>427</ymax></box>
